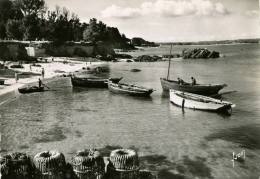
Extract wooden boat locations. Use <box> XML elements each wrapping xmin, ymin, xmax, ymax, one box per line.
<box><xmin>160</xmin><ymin>44</ymin><xmax>226</xmax><ymax>95</ymax></box>
<box><xmin>130</xmin><ymin>68</ymin><xmax>141</xmax><ymax>72</ymax></box>
<box><xmin>170</xmin><ymin>89</ymin><xmax>235</xmax><ymax>113</ymax></box>
<box><xmin>108</xmin><ymin>80</ymin><xmax>154</xmax><ymax>97</ymax></box>
<box><xmin>71</xmin><ymin>75</ymin><xmax>122</xmax><ymax>88</ymax></box>
<box><xmin>160</xmin><ymin>78</ymin><xmax>226</xmax><ymax>95</ymax></box>
<box><xmin>0</xmin><ymin>79</ymin><xmax>5</xmax><ymax>85</ymax></box>
<box><xmin>18</xmin><ymin>86</ymin><xmax>44</xmax><ymax>94</ymax></box>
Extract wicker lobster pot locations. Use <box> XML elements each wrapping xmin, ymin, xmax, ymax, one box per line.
<box><xmin>0</xmin><ymin>155</ymin><xmax>11</xmax><ymax>179</ymax></box>
<box><xmin>71</xmin><ymin>149</ymin><xmax>105</xmax><ymax>179</ymax></box>
<box><xmin>33</xmin><ymin>151</ymin><xmax>66</xmax><ymax>179</ymax></box>
<box><xmin>108</xmin><ymin>149</ymin><xmax>139</xmax><ymax>179</ymax></box>
<box><xmin>0</xmin><ymin>153</ymin><xmax>33</xmax><ymax>179</ymax></box>
<box><xmin>139</xmin><ymin>170</ymin><xmax>155</xmax><ymax>179</ymax></box>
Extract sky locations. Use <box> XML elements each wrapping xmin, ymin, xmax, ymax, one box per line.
<box><xmin>45</xmin><ymin>0</ymin><xmax>260</xmax><ymax>42</ymax></box>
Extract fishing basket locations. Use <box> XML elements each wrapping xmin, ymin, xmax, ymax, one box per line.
<box><xmin>71</xmin><ymin>149</ymin><xmax>105</xmax><ymax>179</ymax></box>
<box><xmin>107</xmin><ymin>149</ymin><xmax>139</xmax><ymax>179</ymax></box>
<box><xmin>33</xmin><ymin>150</ymin><xmax>66</xmax><ymax>179</ymax></box>
<box><xmin>0</xmin><ymin>152</ymin><xmax>34</xmax><ymax>179</ymax></box>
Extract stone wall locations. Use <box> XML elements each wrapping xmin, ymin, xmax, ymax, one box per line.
<box><xmin>0</xmin><ymin>42</ymin><xmax>32</xmax><ymax>61</ymax></box>
<box><xmin>0</xmin><ymin>41</ymin><xmax>116</xmax><ymax>59</ymax></box>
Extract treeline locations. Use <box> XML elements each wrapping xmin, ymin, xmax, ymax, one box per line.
<box><xmin>131</xmin><ymin>37</ymin><xmax>159</xmax><ymax>47</ymax></box>
<box><xmin>0</xmin><ymin>0</ymin><xmax>133</xmax><ymax>49</ymax></box>
<box><xmin>161</xmin><ymin>39</ymin><xmax>260</xmax><ymax>46</ymax></box>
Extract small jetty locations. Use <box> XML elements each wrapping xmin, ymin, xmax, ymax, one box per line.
<box><xmin>0</xmin><ymin>148</ymin><xmax>155</xmax><ymax>179</ymax></box>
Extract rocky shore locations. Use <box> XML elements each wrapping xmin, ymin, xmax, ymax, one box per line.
<box><xmin>134</xmin><ymin>55</ymin><xmax>162</xmax><ymax>62</ymax></box>
<box><xmin>182</xmin><ymin>48</ymin><xmax>220</xmax><ymax>59</ymax></box>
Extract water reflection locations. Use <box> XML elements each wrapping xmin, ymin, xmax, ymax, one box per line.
<box><xmin>205</xmin><ymin>124</ymin><xmax>260</xmax><ymax>149</ymax></box>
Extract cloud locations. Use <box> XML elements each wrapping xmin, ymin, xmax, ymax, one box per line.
<box><xmin>101</xmin><ymin>5</ymin><xmax>141</xmax><ymax>19</ymax></box>
<box><xmin>245</xmin><ymin>10</ymin><xmax>259</xmax><ymax>17</ymax></box>
<box><xmin>101</xmin><ymin>0</ymin><xmax>229</xmax><ymax>19</ymax></box>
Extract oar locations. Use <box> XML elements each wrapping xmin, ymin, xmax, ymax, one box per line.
<box><xmin>42</xmin><ymin>83</ymin><xmax>50</xmax><ymax>89</ymax></box>
<box><xmin>210</xmin><ymin>90</ymin><xmax>237</xmax><ymax>98</ymax></box>
<box><xmin>219</xmin><ymin>90</ymin><xmax>237</xmax><ymax>95</ymax></box>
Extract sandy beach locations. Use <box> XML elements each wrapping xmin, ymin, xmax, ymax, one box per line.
<box><xmin>0</xmin><ymin>57</ymin><xmax>104</xmax><ymax>97</ymax></box>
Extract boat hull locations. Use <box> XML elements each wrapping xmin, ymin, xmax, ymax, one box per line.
<box><xmin>169</xmin><ymin>89</ymin><xmax>233</xmax><ymax>113</ymax></box>
<box><xmin>160</xmin><ymin>78</ymin><xmax>226</xmax><ymax>95</ymax></box>
<box><xmin>108</xmin><ymin>82</ymin><xmax>153</xmax><ymax>97</ymax></box>
<box><xmin>18</xmin><ymin>86</ymin><xmax>44</xmax><ymax>94</ymax></box>
<box><xmin>71</xmin><ymin>76</ymin><xmax>122</xmax><ymax>88</ymax></box>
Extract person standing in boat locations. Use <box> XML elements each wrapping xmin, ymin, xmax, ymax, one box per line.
<box><xmin>38</xmin><ymin>78</ymin><xmax>42</xmax><ymax>88</ymax></box>
<box><xmin>191</xmin><ymin>77</ymin><xmax>197</xmax><ymax>85</ymax></box>
<box><xmin>15</xmin><ymin>72</ymin><xmax>19</xmax><ymax>83</ymax></box>
<box><xmin>41</xmin><ymin>67</ymin><xmax>45</xmax><ymax>79</ymax></box>
<box><xmin>177</xmin><ymin>77</ymin><xmax>184</xmax><ymax>85</ymax></box>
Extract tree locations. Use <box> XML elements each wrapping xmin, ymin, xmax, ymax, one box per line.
<box><xmin>12</xmin><ymin>0</ymin><xmax>45</xmax><ymax>40</ymax></box>
<box><xmin>51</xmin><ymin>7</ymin><xmax>72</xmax><ymax>42</ymax></box>
<box><xmin>0</xmin><ymin>0</ymin><xmax>13</xmax><ymax>22</ymax></box>
<box><xmin>106</xmin><ymin>27</ymin><xmax>122</xmax><ymax>42</ymax></box>
<box><xmin>83</xmin><ymin>18</ymin><xmax>98</xmax><ymax>42</ymax></box>
<box><xmin>16</xmin><ymin>0</ymin><xmax>45</xmax><ymax>16</ymax></box>
<box><xmin>0</xmin><ymin>0</ymin><xmax>134</xmax><ymax>50</ymax></box>
<box><xmin>23</xmin><ymin>14</ymin><xmax>41</xmax><ymax>40</ymax></box>
<box><xmin>0</xmin><ymin>22</ymin><xmax>6</xmax><ymax>39</ymax></box>
<box><xmin>0</xmin><ymin>0</ymin><xmax>23</xmax><ymax>39</ymax></box>
<box><xmin>6</xmin><ymin>19</ymin><xmax>24</xmax><ymax>40</ymax></box>
<box><xmin>0</xmin><ymin>44</ymin><xmax>11</xmax><ymax>61</ymax></box>
<box><xmin>69</xmin><ymin>13</ymin><xmax>82</xmax><ymax>41</ymax></box>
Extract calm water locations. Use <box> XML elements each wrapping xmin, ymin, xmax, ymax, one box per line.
<box><xmin>1</xmin><ymin>44</ymin><xmax>260</xmax><ymax>178</ymax></box>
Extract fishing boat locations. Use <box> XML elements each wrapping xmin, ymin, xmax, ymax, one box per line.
<box><xmin>107</xmin><ymin>80</ymin><xmax>154</xmax><ymax>97</ymax></box>
<box><xmin>160</xmin><ymin>78</ymin><xmax>226</xmax><ymax>95</ymax></box>
<box><xmin>170</xmin><ymin>89</ymin><xmax>235</xmax><ymax>113</ymax></box>
<box><xmin>18</xmin><ymin>86</ymin><xmax>44</xmax><ymax>94</ymax></box>
<box><xmin>71</xmin><ymin>75</ymin><xmax>122</xmax><ymax>88</ymax></box>
<box><xmin>160</xmin><ymin>45</ymin><xmax>227</xmax><ymax>95</ymax></box>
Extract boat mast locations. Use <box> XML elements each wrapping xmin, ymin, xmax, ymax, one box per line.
<box><xmin>166</xmin><ymin>44</ymin><xmax>173</xmax><ymax>80</ymax></box>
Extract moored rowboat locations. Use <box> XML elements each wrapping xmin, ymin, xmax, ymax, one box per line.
<box><xmin>108</xmin><ymin>81</ymin><xmax>154</xmax><ymax>97</ymax></box>
<box><xmin>170</xmin><ymin>89</ymin><xmax>235</xmax><ymax>113</ymax></box>
<box><xmin>18</xmin><ymin>86</ymin><xmax>44</xmax><ymax>94</ymax></box>
<box><xmin>161</xmin><ymin>78</ymin><xmax>226</xmax><ymax>95</ymax></box>
<box><xmin>71</xmin><ymin>76</ymin><xmax>122</xmax><ymax>88</ymax></box>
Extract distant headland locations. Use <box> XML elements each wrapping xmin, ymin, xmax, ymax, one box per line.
<box><xmin>159</xmin><ymin>38</ymin><xmax>260</xmax><ymax>46</ymax></box>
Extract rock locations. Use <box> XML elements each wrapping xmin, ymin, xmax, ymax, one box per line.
<box><xmin>135</xmin><ymin>55</ymin><xmax>161</xmax><ymax>62</ymax></box>
<box><xmin>162</xmin><ymin>54</ymin><xmax>180</xmax><ymax>58</ymax></box>
<box><xmin>114</xmin><ymin>53</ymin><xmax>133</xmax><ymax>59</ymax></box>
<box><xmin>182</xmin><ymin>48</ymin><xmax>220</xmax><ymax>59</ymax></box>
<box><xmin>96</xmin><ymin>54</ymin><xmax>115</xmax><ymax>61</ymax></box>
<box><xmin>131</xmin><ymin>69</ymin><xmax>141</xmax><ymax>72</ymax></box>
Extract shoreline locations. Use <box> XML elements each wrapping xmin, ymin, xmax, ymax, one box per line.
<box><xmin>0</xmin><ymin>57</ymin><xmax>104</xmax><ymax>105</ymax></box>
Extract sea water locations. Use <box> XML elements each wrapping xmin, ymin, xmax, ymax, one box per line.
<box><xmin>0</xmin><ymin>43</ymin><xmax>260</xmax><ymax>178</ymax></box>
